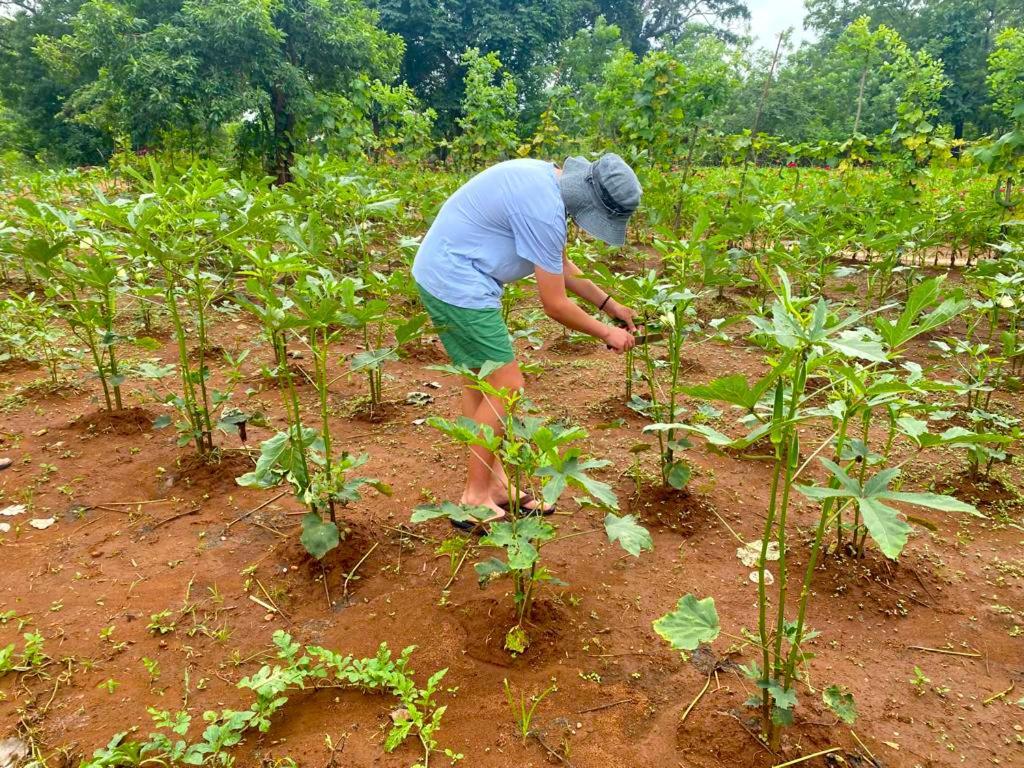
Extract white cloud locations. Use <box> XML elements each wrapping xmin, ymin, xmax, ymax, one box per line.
<box><xmin>744</xmin><ymin>0</ymin><xmax>816</xmax><ymax>50</ymax></box>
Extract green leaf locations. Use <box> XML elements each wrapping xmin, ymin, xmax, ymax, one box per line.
<box><xmin>857</xmin><ymin>497</ymin><xmax>912</xmax><ymax>559</ymax></box>
<box><xmin>536</xmin><ymin>454</ymin><xmax>618</xmax><ymax>510</ymax></box>
<box><xmin>474</xmin><ymin>557</ymin><xmax>509</xmax><ymax>583</ymax></box>
<box><xmin>394</xmin><ymin>314</ymin><xmax>427</xmax><ymax>346</ymax></box>
<box><xmin>682</xmin><ymin>374</ymin><xmax>772</xmax><ymax>411</ymax></box>
<box><xmin>667</xmin><ymin>460</ymin><xmax>691</xmax><ymax>490</ymax></box>
<box><xmin>653</xmin><ymin>595</ymin><xmax>720</xmax><ymax>651</ymax></box>
<box><xmin>824</xmin><ymin>331</ymin><xmax>889</xmax><ymax>363</ymax></box>
<box><xmin>766</xmin><ymin>681</ymin><xmax>797</xmax><ymax>711</ymax></box>
<box><xmin>236</xmin><ymin>428</ymin><xmax>319</xmax><ymax>491</ymax></box>
<box><xmin>604</xmin><ymin>513</ymin><xmax>652</xmax><ymax>557</ymax></box>
<box><xmin>480</xmin><ymin>519</ymin><xmax>551</xmax><ymax>571</ymax></box>
<box><xmin>410</xmin><ymin>501</ymin><xmax>491</xmax><ymax>524</ymax></box>
<box><xmin>134</xmin><ymin>336</ymin><xmax>163</xmax><ymax>351</ymax></box>
<box><xmin>350</xmin><ymin>347</ymin><xmax>399</xmax><ymax>372</ymax></box>
<box><xmin>771</xmin><ymin>704</ymin><xmax>795</xmax><ymax>726</ymax></box>
<box><xmin>823</xmin><ymin>684</ymin><xmax>857</xmax><ymax>725</ymax></box>
<box><xmin>879</xmin><ymin>491</ymin><xmax>982</xmax><ymax>517</ymax></box>
<box><xmin>299</xmin><ymin>513</ymin><xmax>339</xmax><ymax>560</ymax></box>
<box><xmin>152</xmin><ymin>414</ymin><xmax>172</xmax><ymax>429</ymax></box>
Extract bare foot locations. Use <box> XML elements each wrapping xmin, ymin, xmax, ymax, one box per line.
<box><xmin>489</xmin><ymin>488</ymin><xmax>554</xmax><ymax>514</ymax></box>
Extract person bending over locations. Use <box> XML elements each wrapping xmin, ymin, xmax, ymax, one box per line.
<box><xmin>412</xmin><ymin>153</ymin><xmax>642</xmax><ymax>522</ymax></box>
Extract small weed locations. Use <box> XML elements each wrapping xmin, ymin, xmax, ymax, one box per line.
<box><xmin>504</xmin><ymin>677</ymin><xmax>557</xmax><ymax>742</ymax></box>
<box><xmin>910</xmin><ymin>666</ymin><xmax>931</xmax><ymax>695</ymax></box>
<box><xmin>147</xmin><ymin>610</ymin><xmax>176</xmax><ymax>635</ymax></box>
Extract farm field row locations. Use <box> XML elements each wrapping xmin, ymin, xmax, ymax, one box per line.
<box><xmin>0</xmin><ymin>156</ymin><xmax>1022</xmax><ymax>768</ymax></box>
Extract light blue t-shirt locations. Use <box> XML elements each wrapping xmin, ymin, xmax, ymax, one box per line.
<box><xmin>412</xmin><ymin>159</ymin><xmax>566</xmax><ymax>309</ymax></box>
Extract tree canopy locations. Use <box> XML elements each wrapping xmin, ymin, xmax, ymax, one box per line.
<box><xmin>1</xmin><ymin>0</ymin><xmax>1021</xmax><ymax>169</ymax></box>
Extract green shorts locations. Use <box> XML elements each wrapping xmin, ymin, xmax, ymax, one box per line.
<box><xmin>417</xmin><ymin>284</ymin><xmax>515</xmax><ymax>370</ymax></box>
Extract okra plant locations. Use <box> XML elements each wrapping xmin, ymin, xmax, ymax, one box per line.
<box><xmin>651</xmin><ymin>268</ymin><xmax>982</xmax><ymax>747</ymax></box>
<box><xmin>238</xmin><ymin>266</ymin><xmax>390</xmax><ymax>559</ymax></box>
<box><xmin>90</xmin><ymin>161</ymin><xmax>273</xmax><ymax>453</ymax></box>
<box><xmin>0</xmin><ymin>293</ymin><xmax>76</xmax><ymax>385</ymax></box>
<box><xmin>19</xmin><ymin>211</ymin><xmax>127</xmax><ymax>412</ymax></box>
<box><xmin>413</xmin><ymin>362</ymin><xmax>651</xmax><ymax>652</ymax></box>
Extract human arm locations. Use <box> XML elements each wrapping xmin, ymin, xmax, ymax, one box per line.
<box><xmin>562</xmin><ymin>254</ymin><xmax>638</xmax><ymax>332</ymax></box>
<box><xmin>534</xmin><ymin>264</ymin><xmax>635</xmax><ymax>352</ymax></box>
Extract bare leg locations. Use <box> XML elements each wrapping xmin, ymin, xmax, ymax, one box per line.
<box><xmin>458</xmin><ymin>363</ymin><xmax>552</xmax><ymax>514</ymax></box>
<box><xmin>459</xmin><ymin>361</ymin><xmax>525</xmax><ymax>519</ymax></box>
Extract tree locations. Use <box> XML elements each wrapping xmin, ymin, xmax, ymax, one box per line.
<box><xmin>987</xmin><ymin>27</ymin><xmax>1024</xmax><ymax>122</ymax></box>
<box><xmin>371</xmin><ymin>0</ymin><xmax>583</xmax><ymax>132</ymax></box>
<box><xmin>836</xmin><ymin>16</ymin><xmax>904</xmax><ymax>135</ymax></box>
<box><xmin>637</xmin><ymin>0</ymin><xmax>749</xmax><ymax>44</ymax></box>
<box><xmin>0</xmin><ymin>0</ymin><xmax>110</xmax><ymax>164</ymax></box>
<box><xmin>805</xmin><ymin>0</ymin><xmax>1024</xmax><ymax>137</ymax></box>
<box><xmin>968</xmin><ymin>28</ymin><xmax>1024</xmax><ymax>209</ymax></box>
<box><xmin>593</xmin><ymin>37</ymin><xmax>737</xmax><ymax>166</ymax></box>
<box><xmin>37</xmin><ymin>0</ymin><xmax>402</xmax><ymax>181</ymax></box>
<box><xmin>451</xmin><ymin>48</ymin><xmax>518</xmax><ymax>168</ymax></box>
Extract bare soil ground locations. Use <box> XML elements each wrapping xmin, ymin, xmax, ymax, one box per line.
<box><xmin>1</xmin><ymin>279</ymin><xmax>1022</xmax><ymax>768</ymax></box>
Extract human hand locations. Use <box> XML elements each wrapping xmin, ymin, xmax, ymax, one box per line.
<box><xmin>604</xmin><ymin>299</ymin><xmax>638</xmax><ymax>332</ymax></box>
<box><xmin>602</xmin><ymin>325</ymin><xmax>635</xmax><ymax>353</ymax></box>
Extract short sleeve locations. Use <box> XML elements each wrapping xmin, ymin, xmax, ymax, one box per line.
<box><xmin>509</xmin><ymin>211</ymin><xmax>565</xmax><ymax>274</ymax></box>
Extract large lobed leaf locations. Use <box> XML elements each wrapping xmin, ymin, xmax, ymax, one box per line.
<box><xmin>653</xmin><ymin>594</ymin><xmax>720</xmax><ymax>651</ymax></box>
<box><xmin>797</xmin><ymin>458</ymin><xmax>982</xmax><ymax>559</ymax></box>
<box><xmin>603</xmin><ymin>513</ymin><xmax>653</xmax><ymax>557</ymax></box>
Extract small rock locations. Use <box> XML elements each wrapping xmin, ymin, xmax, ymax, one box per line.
<box><xmin>0</xmin><ymin>457</ymin><xmax>12</xmax><ymax>471</ymax></box>
<box><xmin>389</xmin><ymin>707</ymin><xmax>410</xmax><ymax>723</ymax></box>
<box><xmin>426</xmin><ymin>381</ymin><xmax>442</xmax><ymax>389</ymax></box>
<box><xmin>405</xmin><ymin>391</ymin><xmax>433</xmax><ymax>406</ymax></box>
<box><xmin>91</xmin><ymin>551</ymin><xmax>102</xmax><ymax>558</ymax></box>
<box><xmin>287</xmin><ymin>350</ymin><xmax>304</xmax><ymax>360</ymax></box>
<box><xmin>412</xmin><ymin>418</ymin><xmax>426</xmax><ymax>426</ymax></box>
<box><xmin>29</xmin><ymin>518</ymin><xmax>56</xmax><ymax>530</ymax></box>
<box><xmin>32</xmin><ymin>428</ymin><xmax>47</xmax><ymax>437</ymax></box>
<box><xmin>263</xmin><ymin>613</ymin><xmax>274</xmax><ymax>622</ymax></box>
<box><xmin>1</xmin><ymin>504</ymin><xmax>26</xmax><ymax>517</ymax></box>
<box><xmin>0</xmin><ymin>737</ymin><xmax>30</xmax><ymax>768</ymax></box>
<box><xmin>750</xmin><ymin>570</ymin><xmax>774</xmax><ymax>586</ymax></box>
<box><xmin>0</xmin><ymin>523</ymin><xmax>9</xmax><ymax>534</ymax></box>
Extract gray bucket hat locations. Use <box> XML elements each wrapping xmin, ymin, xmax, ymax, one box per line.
<box><xmin>559</xmin><ymin>153</ymin><xmax>642</xmax><ymax>247</ymax></box>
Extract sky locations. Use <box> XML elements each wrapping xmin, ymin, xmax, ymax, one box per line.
<box><xmin>745</xmin><ymin>0</ymin><xmax>816</xmax><ymax>50</ymax></box>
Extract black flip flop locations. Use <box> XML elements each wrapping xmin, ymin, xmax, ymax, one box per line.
<box><xmin>449</xmin><ymin>517</ymin><xmax>485</xmax><ymax>535</ymax></box>
<box><xmin>498</xmin><ymin>494</ymin><xmax>556</xmax><ymax>517</ymax></box>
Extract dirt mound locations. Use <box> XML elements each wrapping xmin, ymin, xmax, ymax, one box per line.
<box><xmin>456</xmin><ymin>597</ymin><xmax>569</xmax><ymax>667</ymax></box>
<box><xmin>161</xmin><ymin>450</ymin><xmax>253</xmax><ymax>494</ymax></box>
<box><xmin>69</xmin><ymin>406</ymin><xmax>154</xmax><ymax>435</ymax></box>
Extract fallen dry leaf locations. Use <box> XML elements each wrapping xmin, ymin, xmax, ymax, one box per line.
<box><xmin>737</xmin><ymin>540</ymin><xmax>780</xmax><ymax>568</ymax></box>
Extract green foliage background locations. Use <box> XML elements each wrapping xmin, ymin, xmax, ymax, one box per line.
<box><xmin>0</xmin><ymin>0</ymin><xmax>1022</xmax><ymax>169</ymax></box>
